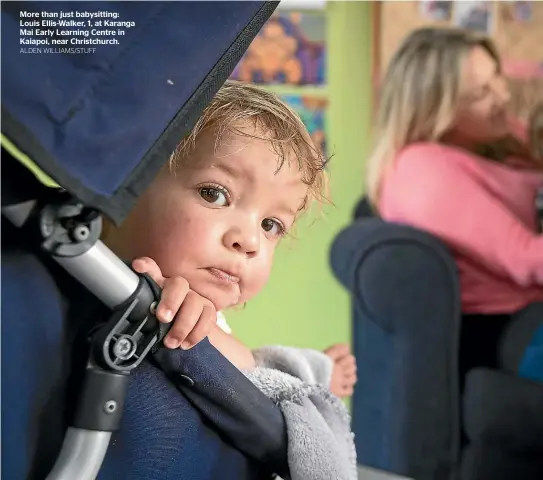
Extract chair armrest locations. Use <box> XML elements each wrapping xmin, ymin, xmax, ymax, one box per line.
<box><xmin>331</xmin><ymin>218</ymin><xmax>460</xmax><ymax>332</ymax></box>
<box><xmin>330</xmin><ymin>219</ymin><xmax>463</xmax><ymax>478</ymax></box>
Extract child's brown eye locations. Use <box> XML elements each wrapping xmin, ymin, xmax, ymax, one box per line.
<box><xmin>261</xmin><ymin>218</ymin><xmax>285</xmax><ymax>237</ymax></box>
<box><xmin>199</xmin><ymin>187</ymin><xmax>228</xmax><ymax>206</ymax></box>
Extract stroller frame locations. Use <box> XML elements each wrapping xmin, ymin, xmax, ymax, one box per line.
<box><xmin>2</xmin><ymin>4</ymin><xmax>284</xmax><ymax>477</ymax></box>
<box><xmin>4</xmin><ymin>192</ymin><xmax>169</xmax><ymax>480</ymax></box>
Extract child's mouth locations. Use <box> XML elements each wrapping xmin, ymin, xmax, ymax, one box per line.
<box><xmin>206</xmin><ymin>267</ymin><xmax>240</xmax><ymax>284</ymax></box>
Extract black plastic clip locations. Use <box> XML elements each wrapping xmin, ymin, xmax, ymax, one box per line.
<box><xmin>39</xmin><ymin>194</ymin><xmax>102</xmax><ymax>258</ymax></box>
<box><xmin>92</xmin><ymin>273</ymin><xmax>170</xmax><ymax>373</ymax></box>
<box><xmin>73</xmin><ymin>273</ymin><xmax>170</xmax><ymax>431</ymax></box>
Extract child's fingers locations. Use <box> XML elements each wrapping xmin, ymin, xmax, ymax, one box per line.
<box><xmin>182</xmin><ymin>303</ymin><xmax>216</xmax><ymax>349</ymax></box>
<box><xmin>132</xmin><ymin>257</ymin><xmax>165</xmax><ymax>288</ymax></box>
<box><xmin>331</xmin><ymin>355</ymin><xmax>357</xmax><ymax>395</ymax></box>
<box><xmin>164</xmin><ymin>290</ymin><xmax>203</xmax><ymax>349</ymax></box>
<box><xmin>340</xmin><ymin>386</ymin><xmax>354</xmax><ymax>398</ymax></box>
<box><xmin>324</xmin><ymin>343</ymin><xmax>351</xmax><ymax>361</ymax></box>
<box><xmin>331</xmin><ymin>381</ymin><xmax>354</xmax><ymax>398</ymax></box>
<box><xmin>337</xmin><ymin>354</ymin><xmax>356</xmax><ymax>369</ymax></box>
<box><xmin>156</xmin><ymin>276</ymin><xmax>190</xmax><ymax>329</ymax></box>
<box><xmin>341</xmin><ymin>363</ymin><xmax>357</xmax><ymax>377</ymax></box>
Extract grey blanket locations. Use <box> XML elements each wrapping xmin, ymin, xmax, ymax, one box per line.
<box><xmin>245</xmin><ymin>346</ymin><xmax>357</xmax><ymax>480</ymax></box>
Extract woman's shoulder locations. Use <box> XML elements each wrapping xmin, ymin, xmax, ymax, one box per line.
<box><xmin>380</xmin><ymin>143</ymin><xmax>472</xmax><ymax>218</ymax></box>
<box><xmin>394</xmin><ymin>142</ymin><xmax>483</xmax><ymax>173</ymax></box>
<box><xmin>381</xmin><ymin>143</ymin><xmax>474</xmax><ymax>208</ymax></box>
<box><xmin>389</xmin><ymin>141</ymin><xmax>543</xmax><ymax>192</ymax></box>
<box><xmin>394</xmin><ymin>141</ymin><xmax>539</xmax><ymax>174</ymax></box>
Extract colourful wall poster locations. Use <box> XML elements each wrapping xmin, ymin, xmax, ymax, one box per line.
<box><xmin>419</xmin><ymin>1</ymin><xmax>453</xmax><ymax>21</ymax></box>
<box><xmin>281</xmin><ymin>94</ymin><xmax>327</xmax><ymax>156</ymax></box>
<box><xmin>231</xmin><ymin>11</ymin><xmax>326</xmax><ymax>86</ymax></box>
<box><xmin>452</xmin><ymin>0</ymin><xmax>494</xmax><ymax>34</ymax></box>
<box><xmin>512</xmin><ymin>1</ymin><xmax>532</xmax><ymax>23</ymax></box>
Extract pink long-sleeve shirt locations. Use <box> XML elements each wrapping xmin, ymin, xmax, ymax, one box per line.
<box><xmin>379</xmin><ymin>143</ymin><xmax>543</xmax><ymax>314</ymax></box>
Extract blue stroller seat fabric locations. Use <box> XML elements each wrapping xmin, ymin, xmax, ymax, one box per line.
<box><xmin>2</xmin><ymin>2</ymin><xmax>289</xmax><ymax>479</ymax></box>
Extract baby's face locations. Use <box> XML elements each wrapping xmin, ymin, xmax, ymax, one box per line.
<box><xmin>110</xmin><ymin>127</ymin><xmax>308</xmax><ymax>311</ymax></box>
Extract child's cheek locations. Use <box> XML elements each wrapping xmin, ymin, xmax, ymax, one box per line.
<box><xmin>243</xmin><ymin>257</ymin><xmax>273</xmax><ymax>302</ymax></box>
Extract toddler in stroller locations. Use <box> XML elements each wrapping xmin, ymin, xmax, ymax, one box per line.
<box><xmin>102</xmin><ymin>80</ymin><xmax>358</xmax><ymax>479</ymax></box>
<box><xmin>2</xmin><ymin>81</ymin><xmax>356</xmax><ymax>480</ymax></box>
<box><xmin>2</xmin><ymin>2</ymin><xmax>355</xmax><ymax>476</ymax></box>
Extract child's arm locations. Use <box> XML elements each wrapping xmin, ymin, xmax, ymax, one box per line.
<box><xmin>132</xmin><ymin>257</ymin><xmax>254</xmax><ymax>370</ymax></box>
<box><xmin>211</xmin><ymin>315</ymin><xmax>356</xmax><ymax>396</ymax></box>
<box><xmin>208</xmin><ymin>325</ymin><xmax>256</xmax><ymax>371</ymax></box>
<box><xmin>131</xmin><ymin>256</ymin><xmax>354</xmax><ymax>389</ymax></box>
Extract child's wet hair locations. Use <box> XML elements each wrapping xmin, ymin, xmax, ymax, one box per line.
<box><xmin>169</xmin><ymin>80</ymin><xmax>329</xmax><ymax>211</ymax></box>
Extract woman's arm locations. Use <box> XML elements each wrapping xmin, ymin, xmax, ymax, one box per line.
<box><xmin>381</xmin><ymin>144</ymin><xmax>543</xmax><ymax>287</ymax></box>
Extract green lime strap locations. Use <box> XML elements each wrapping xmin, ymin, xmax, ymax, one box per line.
<box><xmin>1</xmin><ymin>133</ymin><xmax>60</xmax><ymax>188</ymax></box>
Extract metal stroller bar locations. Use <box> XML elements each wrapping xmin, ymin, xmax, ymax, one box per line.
<box><xmin>3</xmin><ymin>193</ymin><xmax>168</xmax><ymax>480</ymax></box>
<box><xmin>46</xmin><ymin>429</ymin><xmax>112</xmax><ymax>480</ymax></box>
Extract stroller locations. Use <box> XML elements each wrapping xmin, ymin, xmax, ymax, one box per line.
<box><xmin>2</xmin><ymin>2</ymin><xmax>290</xmax><ymax>479</ymax></box>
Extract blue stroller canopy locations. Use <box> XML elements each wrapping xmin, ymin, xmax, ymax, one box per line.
<box><xmin>2</xmin><ymin>0</ymin><xmax>276</xmax><ymax>224</ymax></box>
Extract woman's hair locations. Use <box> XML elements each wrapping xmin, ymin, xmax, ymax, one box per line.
<box><xmin>529</xmin><ymin>101</ymin><xmax>543</xmax><ymax>161</ymax></box>
<box><xmin>170</xmin><ymin>80</ymin><xmax>329</xmax><ymax>211</ymax></box>
<box><xmin>367</xmin><ymin>27</ymin><xmax>500</xmax><ymax>206</ymax></box>
<box><xmin>508</xmin><ymin>77</ymin><xmax>543</xmax><ymax>123</ymax></box>
<box><xmin>505</xmin><ymin>78</ymin><xmax>543</xmax><ymax>165</ymax></box>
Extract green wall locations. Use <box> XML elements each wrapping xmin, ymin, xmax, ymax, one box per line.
<box><xmin>225</xmin><ymin>2</ymin><xmax>373</xmax><ymax>352</ymax></box>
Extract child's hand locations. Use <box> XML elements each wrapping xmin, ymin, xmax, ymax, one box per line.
<box><xmin>324</xmin><ymin>343</ymin><xmax>357</xmax><ymax>398</ymax></box>
<box><xmin>132</xmin><ymin>257</ymin><xmax>217</xmax><ymax>350</ymax></box>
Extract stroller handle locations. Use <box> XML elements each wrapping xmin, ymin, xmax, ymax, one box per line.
<box><xmin>55</xmin><ymin>240</ymin><xmax>140</xmax><ymax>309</ymax></box>
<box><xmin>46</xmin><ymin>428</ymin><xmax>112</xmax><ymax>480</ymax></box>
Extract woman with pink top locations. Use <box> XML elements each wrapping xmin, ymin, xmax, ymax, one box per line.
<box><xmin>366</xmin><ymin>27</ymin><xmax>543</xmax><ymax>378</ymax></box>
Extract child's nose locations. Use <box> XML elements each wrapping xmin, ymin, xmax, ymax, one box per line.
<box><xmin>223</xmin><ymin>223</ymin><xmax>260</xmax><ymax>258</ymax></box>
